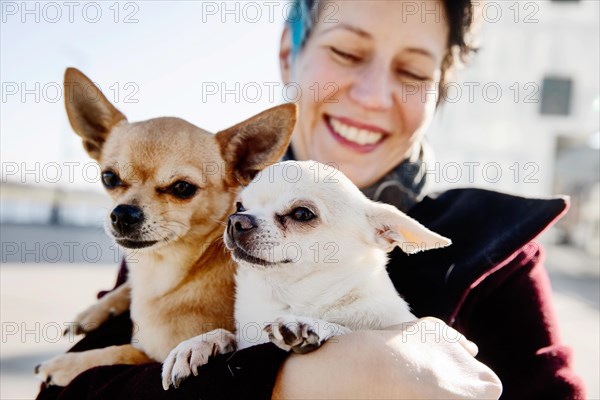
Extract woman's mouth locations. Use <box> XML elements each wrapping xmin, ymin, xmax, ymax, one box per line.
<box><xmin>325</xmin><ymin>115</ymin><xmax>387</xmax><ymax>152</ymax></box>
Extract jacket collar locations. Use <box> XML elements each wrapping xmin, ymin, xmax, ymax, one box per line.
<box><xmin>282</xmin><ymin>144</ymin><xmax>429</xmax><ymax>213</ymax></box>
<box><xmin>388</xmin><ymin>188</ymin><xmax>569</xmax><ymax>321</ymax></box>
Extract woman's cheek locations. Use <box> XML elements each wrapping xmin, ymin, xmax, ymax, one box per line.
<box><xmin>298</xmin><ymin>59</ymin><xmax>348</xmax><ymax>105</ymax></box>
<box><xmin>397</xmin><ymin>84</ymin><xmax>436</xmax><ymax>135</ymax></box>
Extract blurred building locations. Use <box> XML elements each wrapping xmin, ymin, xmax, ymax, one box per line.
<box><xmin>428</xmin><ymin>0</ymin><xmax>600</xmax><ymax>254</ymax></box>
<box><xmin>0</xmin><ymin>182</ymin><xmax>109</xmax><ymax>227</ymax></box>
<box><xmin>0</xmin><ymin>1</ymin><xmax>597</xmax><ymax>255</ymax></box>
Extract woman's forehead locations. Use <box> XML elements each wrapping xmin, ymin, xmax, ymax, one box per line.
<box><xmin>312</xmin><ymin>0</ymin><xmax>449</xmax><ymax>62</ymax></box>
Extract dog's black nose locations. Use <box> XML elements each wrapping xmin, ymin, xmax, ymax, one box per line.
<box><xmin>227</xmin><ymin>214</ymin><xmax>257</xmax><ymax>239</ymax></box>
<box><xmin>110</xmin><ymin>205</ymin><xmax>144</xmax><ymax>235</ymax></box>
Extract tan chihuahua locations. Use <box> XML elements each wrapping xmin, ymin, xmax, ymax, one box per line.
<box><xmin>35</xmin><ymin>68</ymin><xmax>296</xmax><ymax>386</ymax></box>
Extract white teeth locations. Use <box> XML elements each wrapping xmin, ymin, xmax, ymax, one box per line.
<box><xmin>357</xmin><ymin>130</ymin><xmax>370</xmax><ymax>145</ymax></box>
<box><xmin>329</xmin><ymin>117</ymin><xmax>383</xmax><ymax>145</ymax></box>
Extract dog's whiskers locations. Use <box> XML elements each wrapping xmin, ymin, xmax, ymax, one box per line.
<box><xmin>157</xmin><ymin>224</ymin><xmax>185</xmax><ymax>243</ymax></box>
<box><xmin>210</xmin><ymin>217</ymin><xmax>228</xmax><ymax>228</ymax></box>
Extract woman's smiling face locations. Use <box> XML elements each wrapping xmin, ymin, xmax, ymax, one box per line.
<box><xmin>280</xmin><ymin>0</ymin><xmax>449</xmax><ymax>188</ymax></box>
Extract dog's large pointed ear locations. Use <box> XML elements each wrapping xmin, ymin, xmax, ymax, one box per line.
<box><xmin>64</xmin><ymin>67</ymin><xmax>127</xmax><ymax>161</ymax></box>
<box><xmin>215</xmin><ymin>103</ymin><xmax>297</xmax><ymax>186</ymax></box>
<box><xmin>368</xmin><ymin>202</ymin><xmax>451</xmax><ymax>254</ymax></box>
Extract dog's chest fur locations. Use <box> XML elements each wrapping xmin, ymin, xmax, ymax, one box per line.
<box><xmin>128</xmin><ymin>246</ymin><xmax>235</xmax><ymax>361</ymax></box>
<box><xmin>234</xmin><ymin>255</ymin><xmax>415</xmax><ymax>350</ymax></box>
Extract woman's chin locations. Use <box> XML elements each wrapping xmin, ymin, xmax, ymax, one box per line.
<box><xmin>321</xmin><ymin>156</ymin><xmax>386</xmax><ymax>188</ymax></box>
<box><xmin>305</xmin><ymin>135</ymin><xmax>400</xmax><ymax>187</ymax></box>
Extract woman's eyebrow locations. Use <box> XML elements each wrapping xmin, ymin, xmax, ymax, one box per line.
<box><xmin>320</xmin><ymin>23</ymin><xmax>371</xmax><ymax>39</ymax></box>
<box><xmin>403</xmin><ymin>47</ymin><xmax>435</xmax><ymax>61</ymax></box>
<box><xmin>319</xmin><ymin>24</ymin><xmax>437</xmax><ymax>61</ymax></box>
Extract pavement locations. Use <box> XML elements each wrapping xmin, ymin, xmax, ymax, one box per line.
<box><xmin>544</xmin><ymin>244</ymin><xmax>600</xmax><ymax>399</ymax></box>
<box><xmin>1</xmin><ymin>263</ymin><xmax>119</xmax><ymax>399</ymax></box>
<box><xmin>0</xmin><ymin>224</ymin><xmax>598</xmax><ymax>399</ymax></box>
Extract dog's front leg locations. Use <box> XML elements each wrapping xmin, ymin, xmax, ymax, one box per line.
<box><xmin>35</xmin><ymin>343</ymin><xmax>151</xmax><ymax>386</ymax></box>
<box><xmin>64</xmin><ymin>281</ymin><xmax>131</xmax><ymax>336</ymax></box>
<box><xmin>264</xmin><ymin>315</ymin><xmax>351</xmax><ymax>354</ymax></box>
<box><xmin>161</xmin><ymin>328</ymin><xmax>237</xmax><ymax>390</ymax></box>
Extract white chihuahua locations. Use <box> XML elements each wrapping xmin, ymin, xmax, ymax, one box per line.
<box><xmin>162</xmin><ymin>160</ymin><xmax>451</xmax><ymax>389</ymax></box>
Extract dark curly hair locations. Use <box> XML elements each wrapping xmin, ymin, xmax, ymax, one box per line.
<box><xmin>287</xmin><ymin>0</ymin><xmax>479</xmax><ymax>104</ymax></box>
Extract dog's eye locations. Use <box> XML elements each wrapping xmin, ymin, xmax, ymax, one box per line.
<box><xmin>101</xmin><ymin>171</ymin><xmax>122</xmax><ymax>189</ymax></box>
<box><xmin>236</xmin><ymin>202</ymin><xmax>246</xmax><ymax>212</ymax></box>
<box><xmin>168</xmin><ymin>181</ymin><xmax>197</xmax><ymax>199</ymax></box>
<box><xmin>290</xmin><ymin>207</ymin><xmax>316</xmax><ymax>222</ymax></box>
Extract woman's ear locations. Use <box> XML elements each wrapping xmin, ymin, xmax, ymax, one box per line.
<box><xmin>279</xmin><ymin>26</ymin><xmax>293</xmax><ymax>84</ymax></box>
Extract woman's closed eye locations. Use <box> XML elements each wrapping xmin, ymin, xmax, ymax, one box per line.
<box><xmin>329</xmin><ymin>46</ymin><xmax>431</xmax><ymax>82</ymax></box>
<box><xmin>395</xmin><ymin>68</ymin><xmax>430</xmax><ymax>82</ymax></box>
<box><xmin>329</xmin><ymin>46</ymin><xmax>363</xmax><ymax>64</ymax></box>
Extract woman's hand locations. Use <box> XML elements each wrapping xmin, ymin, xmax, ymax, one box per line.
<box><xmin>272</xmin><ymin>317</ymin><xmax>502</xmax><ymax>399</ymax></box>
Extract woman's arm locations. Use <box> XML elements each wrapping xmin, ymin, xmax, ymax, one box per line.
<box><xmin>37</xmin><ymin>314</ymin><xmax>501</xmax><ymax>400</ymax></box>
<box><xmin>272</xmin><ymin>317</ymin><xmax>502</xmax><ymax>400</ymax></box>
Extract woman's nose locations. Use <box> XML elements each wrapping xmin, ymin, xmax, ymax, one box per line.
<box><xmin>348</xmin><ymin>60</ymin><xmax>394</xmax><ymax>111</ymax></box>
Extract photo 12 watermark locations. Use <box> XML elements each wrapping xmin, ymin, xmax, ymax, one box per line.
<box><xmin>200</xmin><ymin>81</ymin><xmax>339</xmax><ymax>104</ymax></box>
<box><xmin>2</xmin><ymin>81</ymin><xmax>140</xmax><ymax>104</ymax></box>
<box><xmin>1</xmin><ymin>321</ymin><xmax>143</xmax><ymax>344</ymax></box>
<box><xmin>1</xmin><ymin>159</ymin><xmax>541</xmax><ymax>187</ymax></box>
<box><xmin>0</xmin><ymin>240</ymin><xmax>139</xmax><ymax>264</ymax></box>
<box><xmin>1</xmin><ymin>1</ymin><xmax>141</xmax><ymax>24</ymax></box>
<box><xmin>195</xmin><ymin>80</ymin><xmax>540</xmax><ymax>105</ymax></box>
<box><xmin>198</xmin><ymin>1</ymin><xmax>339</xmax><ymax>24</ymax></box>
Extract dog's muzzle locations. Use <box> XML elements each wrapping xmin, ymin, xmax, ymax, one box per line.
<box><xmin>225</xmin><ymin>213</ymin><xmax>291</xmax><ymax>266</ymax></box>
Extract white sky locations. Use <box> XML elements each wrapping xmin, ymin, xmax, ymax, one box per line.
<box><xmin>1</xmin><ymin>1</ymin><xmax>598</xmax><ymax>195</ymax></box>
<box><xmin>1</xmin><ymin>1</ymin><xmax>289</xmax><ymax>189</ymax></box>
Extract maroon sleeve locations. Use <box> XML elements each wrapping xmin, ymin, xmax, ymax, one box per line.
<box><xmin>97</xmin><ymin>258</ymin><xmax>129</xmax><ymax>299</ymax></box>
<box><xmin>455</xmin><ymin>243</ymin><xmax>586</xmax><ymax>399</ymax></box>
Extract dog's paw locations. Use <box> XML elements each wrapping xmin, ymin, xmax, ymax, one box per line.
<box><xmin>35</xmin><ymin>353</ymin><xmax>87</xmax><ymax>387</ymax></box>
<box><xmin>63</xmin><ymin>302</ymin><xmax>117</xmax><ymax>336</ymax></box>
<box><xmin>161</xmin><ymin>329</ymin><xmax>236</xmax><ymax>390</ymax></box>
<box><xmin>264</xmin><ymin>316</ymin><xmax>325</xmax><ymax>354</ymax></box>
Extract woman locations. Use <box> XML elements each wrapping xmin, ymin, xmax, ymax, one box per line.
<box><xmin>37</xmin><ymin>1</ymin><xmax>584</xmax><ymax>399</ymax></box>
<box><xmin>275</xmin><ymin>1</ymin><xmax>585</xmax><ymax>398</ymax></box>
